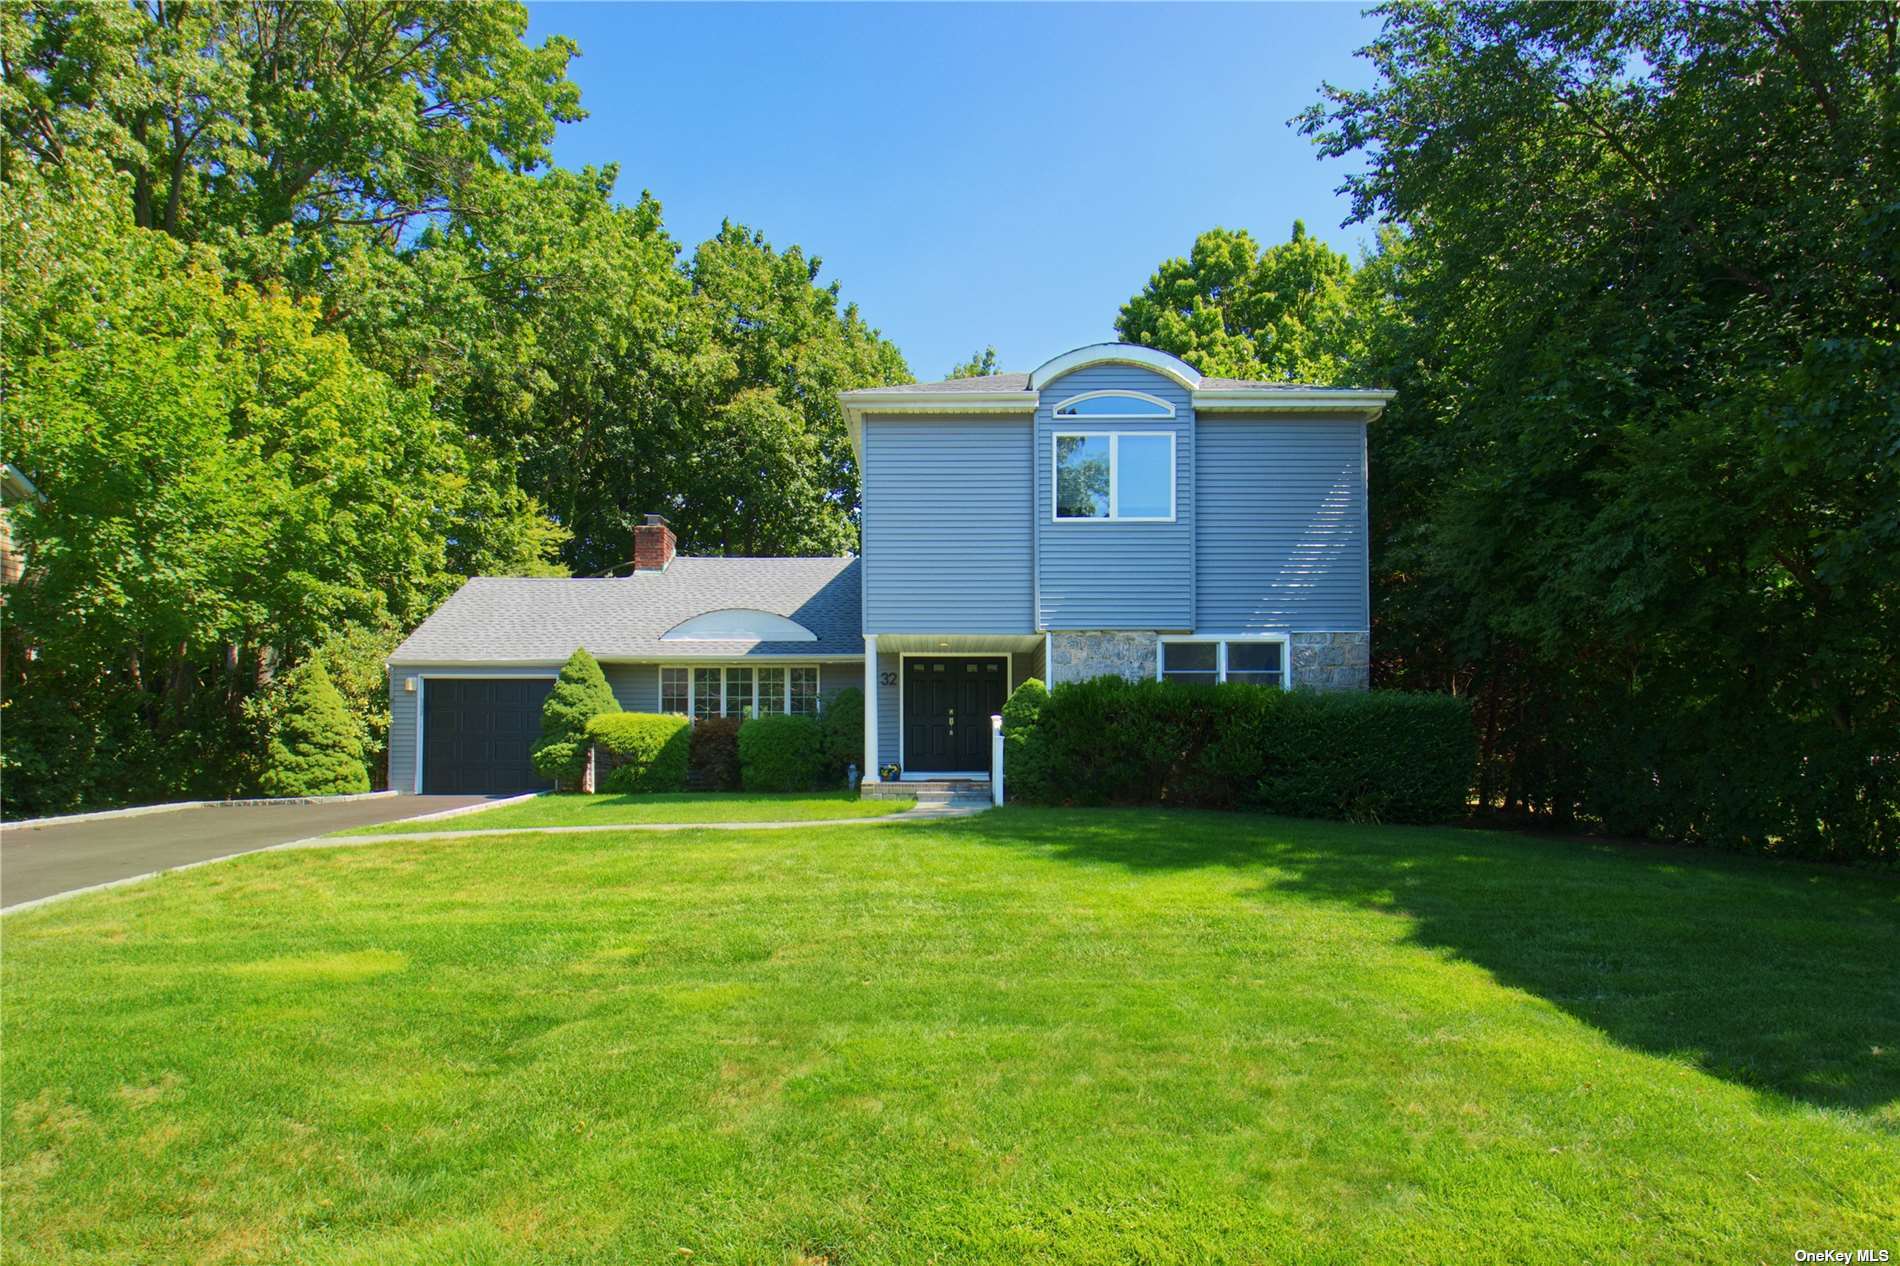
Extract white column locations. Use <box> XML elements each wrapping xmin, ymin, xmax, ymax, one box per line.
<box><xmin>862</xmin><ymin>634</ymin><xmax>879</xmax><ymax>784</ymax></box>
<box><xmin>991</xmin><ymin>714</ymin><xmax>1004</xmax><ymax>806</ymax></box>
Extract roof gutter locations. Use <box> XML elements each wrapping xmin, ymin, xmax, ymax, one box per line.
<box><xmin>1189</xmin><ymin>388</ymin><xmax>1396</xmax><ymax>419</ymax></box>
<box><xmin>839</xmin><ymin>390</ymin><xmax>1039</xmax><ymax>462</ymax></box>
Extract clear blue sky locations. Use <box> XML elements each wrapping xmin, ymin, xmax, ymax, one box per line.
<box><xmin>524</xmin><ymin>2</ymin><xmax>1383</xmax><ymax>381</ymax></box>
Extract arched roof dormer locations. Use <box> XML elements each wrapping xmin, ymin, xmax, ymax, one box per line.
<box><xmin>1028</xmin><ymin>343</ymin><xmax>1203</xmax><ymax>391</ymax></box>
<box><xmin>660</xmin><ymin>608</ymin><xmax>818</xmax><ymax>642</ymax></box>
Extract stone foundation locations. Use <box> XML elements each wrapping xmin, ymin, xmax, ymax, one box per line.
<box><xmin>1048</xmin><ymin>631</ymin><xmax>1157</xmax><ymax>685</ymax></box>
<box><xmin>1291</xmin><ymin>631</ymin><xmax>1370</xmax><ymax>691</ymax></box>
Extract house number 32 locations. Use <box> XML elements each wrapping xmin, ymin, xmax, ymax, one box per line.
<box><xmin>879</xmin><ymin>672</ymin><xmax>897</xmax><ymax>686</ymax></box>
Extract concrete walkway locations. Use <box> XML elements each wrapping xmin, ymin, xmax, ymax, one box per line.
<box><xmin>0</xmin><ymin>795</ymin><xmax>497</xmax><ymax>911</ymax></box>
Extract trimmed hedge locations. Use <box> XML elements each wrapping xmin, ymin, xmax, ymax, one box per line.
<box><xmin>1007</xmin><ymin>677</ymin><xmax>1474</xmax><ymax>825</ymax></box>
<box><xmin>690</xmin><ymin>716</ymin><xmax>741</xmax><ymax>791</ymax></box>
<box><xmin>587</xmin><ymin>712</ymin><xmax>690</xmax><ymax>793</ymax></box>
<box><xmin>738</xmin><ymin>713</ymin><xmax>825</xmax><ymax>792</ymax></box>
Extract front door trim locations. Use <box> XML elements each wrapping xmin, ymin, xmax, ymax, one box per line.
<box><xmin>897</xmin><ymin>652</ymin><xmax>1012</xmax><ymax>776</ymax></box>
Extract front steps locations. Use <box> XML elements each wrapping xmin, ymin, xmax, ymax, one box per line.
<box><xmin>863</xmin><ymin>778</ymin><xmax>992</xmax><ymax>810</ymax></box>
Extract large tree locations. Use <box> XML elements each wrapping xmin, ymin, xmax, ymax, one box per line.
<box><xmin>1116</xmin><ymin>222</ymin><xmax>1366</xmax><ymax>384</ymax></box>
<box><xmin>0</xmin><ymin>0</ymin><xmax>580</xmax><ymax>266</ymax></box>
<box><xmin>0</xmin><ymin>159</ymin><xmax>560</xmax><ymax>813</ymax></box>
<box><xmin>672</xmin><ymin>222</ymin><xmax>910</xmax><ymax>562</ymax></box>
<box><xmin>1302</xmin><ymin>1</ymin><xmax>1899</xmax><ymax>860</ymax></box>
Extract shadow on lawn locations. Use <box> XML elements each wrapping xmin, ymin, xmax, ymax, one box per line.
<box><xmin>954</xmin><ymin>807</ymin><xmax>1900</xmax><ymax>1118</ymax></box>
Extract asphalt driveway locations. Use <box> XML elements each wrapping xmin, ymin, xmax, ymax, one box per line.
<box><xmin>0</xmin><ymin>795</ymin><xmax>496</xmax><ymax>910</ymax></box>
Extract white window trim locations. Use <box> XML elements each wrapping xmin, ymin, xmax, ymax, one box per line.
<box><xmin>664</xmin><ymin>662</ymin><xmax>823</xmax><ymax>719</ymax></box>
<box><xmin>1051</xmin><ymin>430</ymin><xmax>1177</xmax><ymax>523</ymax></box>
<box><xmin>1050</xmin><ymin>389</ymin><xmax>1177</xmax><ymax>419</ymax></box>
<box><xmin>1155</xmin><ymin>634</ymin><xmax>1292</xmax><ymax>690</ymax></box>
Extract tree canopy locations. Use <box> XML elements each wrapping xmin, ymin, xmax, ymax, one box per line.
<box><xmin>1115</xmin><ymin>221</ymin><xmax>1367</xmax><ymax>384</ymax></box>
<box><xmin>947</xmin><ymin>347</ymin><xmax>1000</xmax><ymax>379</ymax></box>
<box><xmin>0</xmin><ymin>1</ymin><xmax>908</xmax><ymax>814</ymax></box>
<box><xmin>1296</xmin><ymin>0</ymin><xmax>1898</xmax><ymax>860</ymax></box>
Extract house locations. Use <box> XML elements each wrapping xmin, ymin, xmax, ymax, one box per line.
<box><xmin>385</xmin><ymin>343</ymin><xmax>1390</xmax><ymax>794</ymax></box>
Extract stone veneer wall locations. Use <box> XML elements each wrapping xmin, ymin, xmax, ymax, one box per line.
<box><xmin>1290</xmin><ymin>631</ymin><xmax>1370</xmax><ymax>691</ymax></box>
<box><xmin>1048</xmin><ymin>631</ymin><xmax>1157</xmax><ymax>685</ymax></box>
<box><xmin>1047</xmin><ymin>630</ymin><xmax>1371</xmax><ymax>691</ymax></box>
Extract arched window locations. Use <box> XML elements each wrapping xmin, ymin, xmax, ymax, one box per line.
<box><xmin>1051</xmin><ymin>390</ymin><xmax>1176</xmax><ymax>419</ymax></box>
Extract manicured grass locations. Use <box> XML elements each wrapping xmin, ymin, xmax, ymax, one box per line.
<box><xmin>4</xmin><ymin>809</ymin><xmax>1895</xmax><ymax>1263</ymax></box>
<box><xmin>336</xmin><ymin>790</ymin><xmax>914</xmax><ymax>834</ymax></box>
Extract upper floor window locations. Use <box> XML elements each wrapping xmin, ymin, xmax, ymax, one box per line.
<box><xmin>1052</xmin><ymin>390</ymin><xmax>1174</xmax><ymax>418</ymax></box>
<box><xmin>1054</xmin><ymin>432</ymin><xmax>1175</xmax><ymax>521</ymax></box>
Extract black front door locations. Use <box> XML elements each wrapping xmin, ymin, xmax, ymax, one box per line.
<box><xmin>903</xmin><ymin>657</ymin><xmax>1008</xmax><ymax>773</ymax></box>
<box><xmin>423</xmin><ymin>677</ymin><xmax>556</xmax><ymax>794</ymax></box>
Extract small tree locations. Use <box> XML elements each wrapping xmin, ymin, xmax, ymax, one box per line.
<box><xmin>260</xmin><ymin>660</ymin><xmax>370</xmax><ymax>797</ymax></box>
<box><xmin>531</xmin><ymin>648</ymin><xmax>620</xmax><ymax>787</ymax></box>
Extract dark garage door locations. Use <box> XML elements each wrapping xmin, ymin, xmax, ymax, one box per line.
<box><xmin>422</xmin><ymin>678</ymin><xmax>557</xmax><ymax>794</ymax></box>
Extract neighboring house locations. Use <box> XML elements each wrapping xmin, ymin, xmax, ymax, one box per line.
<box><xmin>386</xmin><ymin>343</ymin><xmax>1390</xmax><ymax>794</ymax></box>
<box><xmin>1</xmin><ymin>462</ymin><xmax>41</xmax><ymax>586</ymax></box>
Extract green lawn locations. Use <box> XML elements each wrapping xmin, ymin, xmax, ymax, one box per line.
<box><xmin>4</xmin><ymin>809</ymin><xmax>1895</xmax><ymax>1264</ymax></box>
<box><xmin>337</xmin><ymin>790</ymin><xmax>914</xmax><ymax>834</ymax></box>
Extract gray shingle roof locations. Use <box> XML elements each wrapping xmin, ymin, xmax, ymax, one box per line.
<box><xmin>389</xmin><ymin>556</ymin><xmax>863</xmax><ymax>665</ymax></box>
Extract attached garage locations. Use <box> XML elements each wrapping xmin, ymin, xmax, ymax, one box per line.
<box><xmin>420</xmin><ymin>677</ymin><xmax>556</xmax><ymax>795</ymax></box>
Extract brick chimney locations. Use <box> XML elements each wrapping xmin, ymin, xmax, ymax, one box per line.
<box><xmin>632</xmin><ymin>513</ymin><xmax>676</xmax><ymax>572</ymax></box>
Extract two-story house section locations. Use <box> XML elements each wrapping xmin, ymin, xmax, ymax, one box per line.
<box><xmin>384</xmin><ymin>342</ymin><xmax>1388</xmax><ymax>796</ymax></box>
<box><xmin>841</xmin><ymin>342</ymin><xmax>1391</xmax><ymax>786</ymax></box>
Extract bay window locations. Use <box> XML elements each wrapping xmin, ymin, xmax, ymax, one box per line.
<box><xmin>659</xmin><ymin>664</ymin><xmax>824</xmax><ymax>717</ymax></box>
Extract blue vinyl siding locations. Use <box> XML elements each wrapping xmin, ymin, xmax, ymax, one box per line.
<box><xmin>1195</xmin><ymin>417</ymin><xmax>1369</xmax><ymax>630</ymax></box>
<box><xmin>876</xmin><ymin>651</ymin><xmax>900</xmax><ymax>769</ymax></box>
<box><xmin>387</xmin><ymin>668</ymin><xmax>416</xmax><ymax>792</ymax></box>
<box><xmin>818</xmin><ymin>661</ymin><xmax>864</xmax><ymax>710</ymax></box>
<box><xmin>605</xmin><ymin>664</ymin><xmax>658</xmax><ymax>712</ymax></box>
<box><xmin>861</xmin><ymin>416</ymin><xmax>1034</xmax><ymax>633</ymax></box>
<box><xmin>1036</xmin><ymin>365</ymin><xmax>1194</xmax><ymax>629</ymax></box>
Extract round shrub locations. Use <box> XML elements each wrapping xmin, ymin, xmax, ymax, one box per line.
<box><xmin>587</xmin><ymin>712</ymin><xmax>690</xmax><ymax>793</ymax></box>
<box><xmin>531</xmin><ymin>649</ymin><xmax>619</xmax><ymax>787</ymax></box>
<box><xmin>260</xmin><ymin>659</ymin><xmax>371</xmax><ymax>797</ymax></box>
<box><xmin>738</xmin><ymin>713</ymin><xmax>825</xmax><ymax>792</ymax></box>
